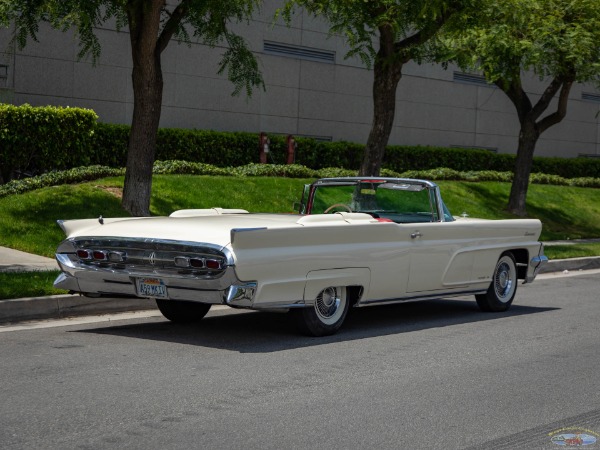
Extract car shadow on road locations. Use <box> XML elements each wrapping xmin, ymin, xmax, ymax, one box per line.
<box><xmin>77</xmin><ymin>299</ymin><xmax>559</xmax><ymax>353</ymax></box>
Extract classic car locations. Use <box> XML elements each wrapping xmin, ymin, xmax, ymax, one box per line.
<box><xmin>54</xmin><ymin>177</ymin><xmax>548</xmax><ymax>336</ymax></box>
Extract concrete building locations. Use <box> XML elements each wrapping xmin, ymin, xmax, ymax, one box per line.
<box><xmin>1</xmin><ymin>1</ymin><xmax>600</xmax><ymax>158</ymax></box>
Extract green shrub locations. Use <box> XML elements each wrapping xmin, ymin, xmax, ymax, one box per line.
<box><xmin>89</xmin><ymin>123</ymin><xmax>129</xmax><ymax>167</ymax></box>
<box><xmin>4</xmin><ymin>113</ymin><xmax>600</xmax><ymax>183</ymax></box>
<box><xmin>0</xmin><ymin>104</ymin><xmax>98</xmax><ymax>183</ymax></box>
<box><xmin>0</xmin><ymin>166</ymin><xmax>124</xmax><ymax>198</ymax></box>
<box><xmin>3</xmin><ymin>162</ymin><xmax>598</xmax><ymax>200</ymax></box>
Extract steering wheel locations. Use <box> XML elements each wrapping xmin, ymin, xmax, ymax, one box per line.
<box><xmin>324</xmin><ymin>203</ymin><xmax>352</xmax><ymax>213</ymax></box>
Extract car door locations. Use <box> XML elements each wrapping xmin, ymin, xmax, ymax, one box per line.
<box><xmin>405</xmin><ymin>221</ymin><xmax>476</xmax><ymax>293</ymax></box>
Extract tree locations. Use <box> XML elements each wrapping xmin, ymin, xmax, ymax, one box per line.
<box><xmin>283</xmin><ymin>0</ymin><xmax>463</xmax><ymax>176</ymax></box>
<box><xmin>441</xmin><ymin>0</ymin><xmax>600</xmax><ymax>216</ymax></box>
<box><xmin>0</xmin><ymin>0</ymin><xmax>263</xmax><ymax>216</ymax></box>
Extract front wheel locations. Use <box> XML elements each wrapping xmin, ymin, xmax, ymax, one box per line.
<box><xmin>293</xmin><ymin>286</ymin><xmax>349</xmax><ymax>336</ymax></box>
<box><xmin>476</xmin><ymin>252</ymin><xmax>517</xmax><ymax>312</ymax></box>
<box><xmin>156</xmin><ymin>299</ymin><xmax>211</xmax><ymax>323</ymax></box>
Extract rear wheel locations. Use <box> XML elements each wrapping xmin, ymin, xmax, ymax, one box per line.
<box><xmin>294</xmin><ymin>286</ymin><xmax>349</xmax><ymax>336</ymax></box>
<box><xmin>156</xmin><ymin>299</ymin><xmax>211</xmax><ymax>323</ymax></box>
<box><xmin>476</xmin><ymin>252</ymin><xmax>517</xmax><ymax>312</ymax></box>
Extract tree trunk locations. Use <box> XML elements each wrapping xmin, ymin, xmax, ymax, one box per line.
<box><xmin>359</xmin><ymin>29</ymin><xmax>404</xmax><ymax>176</ymax></box>
<box><xmin>500</xmin><ymin>76</ymin><xmax>573</xmax><ymax>217</ymax></box>
<box><xmin>122</xmin><ymin>55</ymin><xmax>163</xmax><ymax>216</ymax></box>
<box><xmin>506</xmin><ymin>121</ymin><xmax>539</xmax><ymax>216</ymax></box>
<box><xmin>121</xmin><ymin>1</ymin><xmax>164</xmax><ymax>217</ymax></box>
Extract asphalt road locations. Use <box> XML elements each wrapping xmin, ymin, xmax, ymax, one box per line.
<box><xmin>1</xmin><ymin>270</ymin><xmax>599</xmax><ymax>450</ymax></box>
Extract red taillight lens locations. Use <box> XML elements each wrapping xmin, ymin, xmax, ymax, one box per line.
<box><xmin>205</xmin><ymin>259</ymin><xmax>221</xmax><ymax>270</ymax></box>
<box><xmin>77</xmin><ymin>249</ymin><xmax>92</xmax><ymax>260</ymax></box>
<box><xmin>92</xmin><ymin>250</ymin><xmax>108</xmax><ymax>261</ymax></box>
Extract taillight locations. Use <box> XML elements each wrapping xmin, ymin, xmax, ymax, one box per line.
<box><xmin>92</xmin><ymin>250</ymin><xmax>108</xmax><ymax>261</ymax></box>
<box><xmin>77</xmin><ymin>249</ymin><xmax>92</xmax><ymax>260</ymax></box>
<box><xmin>205</xmin><ymin>259</ymin><xmax>221</xmax><ymax>270</ymax></box>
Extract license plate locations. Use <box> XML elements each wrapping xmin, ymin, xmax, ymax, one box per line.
<box><xmin>136</xmin><ymin>277</ymin><xmax>168</xmax><ymax>298</ymax></box>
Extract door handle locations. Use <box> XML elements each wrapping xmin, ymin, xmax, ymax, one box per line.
<box><xmin>410</xmin><ymin>232</ymin><xmax>422</xmax><ymax>239</ymax></box>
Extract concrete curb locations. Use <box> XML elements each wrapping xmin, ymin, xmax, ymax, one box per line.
<box><xmin>0</xmin><ymin>256</ymin><xmax>598</xmax><ymax>325</ymax></box>
<box><xmin>0</xmin><ymin>295</ymin><xmax>157</xmax><ymax>325</ymax></box>
<box><xmin>540</xmin><ymin>256</ymin><xmax>600</xmax><ymax>273</ymax></box>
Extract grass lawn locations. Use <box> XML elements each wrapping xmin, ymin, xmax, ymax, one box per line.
<box><xmin>0</xmin><ymin>271</ymin><xmax>66</xmax><ymax>300</ymax></box>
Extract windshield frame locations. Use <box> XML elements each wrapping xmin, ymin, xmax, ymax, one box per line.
<box><xmin>304</xmin><ymin>177</ymin><xmax>454</xmax><ymax>223</ymax></box>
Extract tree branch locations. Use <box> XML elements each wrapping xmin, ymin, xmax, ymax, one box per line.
<box><xmin>537</xmin><ymin>78</ymin><xmax>575</xmax><ymax>134</ymax></box>
<box><xmin>157</xmin><ymin>0</ymin><xmax>191</xmax><ymax>54</ymax></box>
<box><xmin>393</xmin><ymin>8</ymin><xmax>453</xmax><ymax>59</ymax></box>
<box><xmin>530</xmin><ymin>76</ymin><xmax>564</xmax><ymax>122</ymax></box>
<box><xmin>494</xmin><ymin>75</ymin><xmax>532</xmax><ymax>124</ymax></box>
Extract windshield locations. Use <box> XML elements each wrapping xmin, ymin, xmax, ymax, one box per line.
<box><xmin>309</xmin><ymin>181</ymin><xmax>454</xmax><ymax>223</ymax></box>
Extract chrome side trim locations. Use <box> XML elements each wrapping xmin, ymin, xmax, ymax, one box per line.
<box><xmin>250</xmin><ymin>300</ymin><xmax>306</xmax><ymax>310</ymax></box>
<box><xmin>357</xmin><ymin>289</ymin><xmax>487</xmax><ymax>307</ymax></box>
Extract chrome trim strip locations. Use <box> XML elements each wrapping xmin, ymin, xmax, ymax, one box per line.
<box><xmin>250</xmin><ymin>300</ymin><xmax>306</xmax><ymax>310</ymax></box>
<box><xmin>357</xmin><ymin>289</ymin><xmax>487</xmax><ymax>306</ymax></box>
<box><xmin>60</xmin><ymin>237</ymin><xmax>234</xmax><ymax>266</ymax></box>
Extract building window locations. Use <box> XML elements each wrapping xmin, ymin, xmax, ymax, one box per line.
<box><xmin>453</xmin><ymin>71</ymin><xmax>490</xmax><ymax>87</ymax></box>
<box><xmin>581</xmin><ymin>92</ymin><xmax>600</xmax><ymax>103</ymax></box>
<box><xmin>263</xmin><ymin>41</ymin><xmax>335</xmax><ymax>64</ymax></box>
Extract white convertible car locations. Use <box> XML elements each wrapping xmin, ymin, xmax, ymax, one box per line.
<box><xmin>54</xmin><ymin>177</ymin><xmax>548</xmax><ymax>336</ymax></box>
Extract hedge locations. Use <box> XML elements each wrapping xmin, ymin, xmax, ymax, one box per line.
<box><xmin>87</xmin><ymin>124</ymin><xmax>600</xmax><ymax>178</ymax></box>
<box><xmin>0</xmin><ymin>104</ymin><xmax>98</xmax><ymax>183</ymax></box>
<box><xmin>3</xmin><ymin>105</ymin><xmax>600</xmax><ymax>183</ymax></box>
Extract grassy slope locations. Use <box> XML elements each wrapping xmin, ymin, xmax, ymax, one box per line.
<box><xmin>1</xmin><ymin>176</ymin><xmax>600</xmax><ymax>258</ymax></box>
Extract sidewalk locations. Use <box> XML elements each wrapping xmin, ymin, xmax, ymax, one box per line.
<box><xmin>1</xmin><ymin>245</ymin><xmax>599</xmax><ymax>325</ymax></box>
<box><xmin>0</xmin><ymin>247</ymin><xmax>58</xmax><ymax>272</ymax></box>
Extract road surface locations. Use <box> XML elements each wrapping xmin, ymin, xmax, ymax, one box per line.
<box><xmin>1</xmin><ymin>270</ymin><xmax>599</xmax><ymax>449</ymax></box>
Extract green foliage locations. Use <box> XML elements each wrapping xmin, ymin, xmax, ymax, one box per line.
<box><xmin>0</xmin><ymin>271</ymin><xmax>66</xmax><ymax>300</ymax></box>
<box><xmin>283</xmin><ymin>0</ymin><xmax>463</xmax><ymax>66</ymax></box>
<box><xmin>1</xmin><ymin>0</ymin><xmax>264</xmax><ymax>96</ymax></box>
<box><xmin>0</xmin><ymin>166</ymin><xmax>124</xmax><ymax>199</ymax></box>
<box><xmin>0</xmin><ymin>104</ymin><xmax>98</xmax><ymax>183</ymax></box>
<box><xmin>3</xmin><ymin>161</ymin><xmax>600</xmax><ymax>201</ymax></box>
<box><xmin>152</xmin><ymin>160</ymin><xmax>232</xmax><ymax>176</ymax></box>
<box><xmin>4</xmin><ymin>115</ymin><xmax>600</xmax><ymax>185</ymax></box>
<box><xmin>89</xmin><ymin>123</ymin><xmax>129</xmax><ymax>167</ymax></box>
<box><xmin>442</xmin><ymin>0</ymin><xmax>600</xmax><ymax>84</ymax></box>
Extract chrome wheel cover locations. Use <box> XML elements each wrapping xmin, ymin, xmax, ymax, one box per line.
<box><xmin>493</xmin><ymin>258</ymin><xmax>516</xmax><ymax>302</ymax></box>
<box><xmin>315</xmin><ymin>287</ymin><xmax>346</xmax><ymax>325</ymax></box>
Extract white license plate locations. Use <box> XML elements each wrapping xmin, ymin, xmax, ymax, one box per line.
<box><xmin>136</xmin><ymin>277</ymin><xmax>168</xmax><ymax>298</ymax></box>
